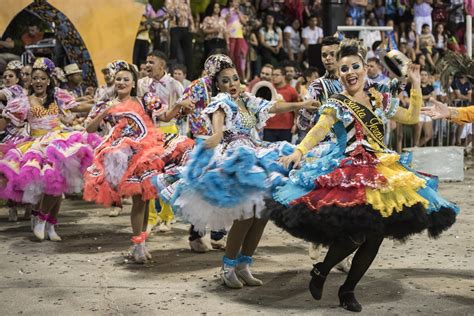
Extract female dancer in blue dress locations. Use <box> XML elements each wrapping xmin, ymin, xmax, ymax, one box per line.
<box><xmin>268</xmin><ymin>40</ymin><xmax>459</xmax><ymax>312</ymax></box>
<box><xmin>165</xmin><ymin>57</ymin><xmax>319</xmax><ymax>288</ymax></box>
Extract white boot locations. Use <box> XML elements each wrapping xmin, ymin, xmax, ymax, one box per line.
<box><xmin>132</xmin><ymin>242</ymin><xmax>147</xmax><ymax>264</ymax></box>
<box><xmin>236</xmin><ymin>255</ymin><xmax>263</xmax><ymax>286</ymax></box>
<box><xmin>220</xmin><ymin>257</ymin><xmax>243</xmax><ymax>289</ymax></box>
<box><xmin>46</xmin><ymin>222</ymin><xmax>61</xmax><ymax>241</ymax></box>
<box><xmin>8</xmin><ymin>207</ymin><xmax>18</xmax><ymax>222</ymax></box>
<box><xmin>309</xmin><ymin>243</ymin><xmax>323</xmax><ymax>261</ymax></box>
<box><xmin>33</xmin><ymin>217</ymin><xmax>46</xmax><ymax>241</ymax></box>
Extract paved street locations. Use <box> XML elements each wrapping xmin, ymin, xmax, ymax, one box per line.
<box><xmin>0</xmin><ymin>169</ymin><xmax>473</xmax><ymax>315</ymax></box>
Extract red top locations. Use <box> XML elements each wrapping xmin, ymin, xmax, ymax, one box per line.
<box><xmin>265</xmin><ymin>84</ymin><xmax>299</xmax><ymax>130</ymax></box>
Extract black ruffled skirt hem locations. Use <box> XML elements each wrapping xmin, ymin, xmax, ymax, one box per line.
<box><xmin>265</xmin><ymin>199</ymin><xmax>456</xmax><ymax>246</ymax></box>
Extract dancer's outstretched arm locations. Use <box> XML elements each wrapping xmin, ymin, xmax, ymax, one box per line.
<box><xmin>391</xmin><ymin>64</ymin><xmax>421</xmax><ymax>125</ymax></box>
<box><xmin>279</xmin><ymin>109</ymin><xmax>337</xmax><ymax>169</ymax></box>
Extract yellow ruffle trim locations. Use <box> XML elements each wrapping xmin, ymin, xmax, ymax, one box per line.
<box><xmin>366</xmin><ymin>152</ymin><xmax>429</xmax><ymax>217</ymax></box>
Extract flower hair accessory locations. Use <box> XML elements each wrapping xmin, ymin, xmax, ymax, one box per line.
<box><xmin>204</xmin><ymin>54</ymin><xmax>234</xmax><ymax>79</ymax></box>
<box><xmin>108</xmin><ymin>60</ymin><xmax>135</xmax><ymax>76</ymax></box>
<box><xmin>6</xmin><ymin>60</ymin><xmax>23</xmax><ymax>71</ymax></box>
<box><xmin>33</xmin><ymin>57</ymin><xmax>55</xmax><ymax>76</ymax></box>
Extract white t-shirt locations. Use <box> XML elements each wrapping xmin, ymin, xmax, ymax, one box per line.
<box><xmin>302</xmin><ymin>26</ymin><xmax>323</xmax><ymax>45</ymax></box>
<box><xmin>283</xmin><ymin>26</ymin><xmax>302</xmax><ymax>53</ymax></box>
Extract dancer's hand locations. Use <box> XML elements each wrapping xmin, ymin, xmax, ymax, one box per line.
<box><xmin>204</xmin><ymin>133</ymin><xmax>222</xmax><ymax>148</ymax></box>
<box><xmin>178</xmin><ymin>99</ymin><xmax>194</xmax><ymax>114</ymax></box>
<box><xmin>421</xmin><ymin>97</ymin><xmax>450</xmax><ymax>120</ymax></box>
<box><xmin>407</xmin><ymin>63</ymin><xmax>421</xmax><ymax>88</ymax></box>
<box><xmin>301</xmin><ymin>100</ymin><xmax>320</xmax><ymax>112</ymax></box>
<box><xmin>279</xmin><ymin>150</ymin><xmax>303</xmax><ymax>169</ymax></box>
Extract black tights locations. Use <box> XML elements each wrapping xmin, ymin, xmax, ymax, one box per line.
<box><xmin>319</xmin><ymin>234</ymin><xmax>384</xmax><ymax>291</ymax></box>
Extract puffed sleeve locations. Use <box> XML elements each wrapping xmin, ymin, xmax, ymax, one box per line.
<box><xmin>2</xmin><ymin>95</ymin><xmax>29</xmax><ymax>127</ymax></box>
<box><xmin>241</xmin><ymin>92</ymin><xmax>274</xmax><ymax>129</ymax></box>
<box><xmin>202</xmin><ymin>93</ymin><xmax>238</xmax><ymax>131</ymax></box>
<box><xmin>54</xmin><ymin>88</ymin><xmax>79</xmax><ymax>110</ymax></box>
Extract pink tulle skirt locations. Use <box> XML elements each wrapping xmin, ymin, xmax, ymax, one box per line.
<box><xmin>0</xmin><ymin>130</ymin><xmax>101</xmax><ymax>204</ymax></box>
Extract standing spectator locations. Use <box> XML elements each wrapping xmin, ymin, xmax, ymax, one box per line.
<box><xmin>221</xmin><ymin>0</ymin><xmax>248</xmax><ymax>81</ymax></box>
<box><xmin>432</xmin><ymin>0</ymin><xmax>448</xmax><ymax>25</ymax></box>
<box><xmin>447</xmin><ymin>0</ymin><xmax>465</xmax><ymax>39</ymax></box>
<box><xmin>433</xmin><ymin>23</ymin><xmax>448</xmax><ymax>56</ymax></box>
<box><xmin>451</xmin><ymin>73</ymin><xmax>472</xmax><ymax>145</ymax></box>
<box><xmin>284</xmin><ymin>19</ymin><xmax>304</xmax><ymax>65</ymax></box>
<box><xmin>366</xmin><ymin>57</ymin><xmax>390</xmax><ymax>85</ymax></box>
<box><xmin>302</xmin><ymin>16</ymin><xmax>323</xmax><ymax>68</ymax></box>
<box><xmin>342</xmin><ymin>15</ymin><xmax>359</xmax><ymax>39</ymax></box>
<box><xmin>413</xmin><ymin>69</ymin><xmax>435</xmax><ymax>147</ymax></box>
<box><xmin>133</xmin><ymin>14</ymin><xmax>152</xmax><ymax>66</ymax></box>
<box><xmin>201</xmin><ymin>1</ymin><xmax>228</xmax><ymax>59</ymax></box>
<box><xmin>263</xmin><ymin>66</ymin><xmax>299</xmax><ymax>142</ymax></box>
<box><xmin>145</xmin><ymin>1</ymin><xmax>169</xmax><ymax>54</ymax></box>
<box><xmin>303</xmin><ymin>0</ymin><xmax>323</xmax><ymax>24</ymax></box>
<box><xmin>374</xmin><ymin>0</ymin><xmax>386</xmax><ymax>26</ymax></box>
<box><xmin>383</xmin><ymin>19</ymin><xmax>399</xmax><ymax>50</ymax></box>
<box><xmin>0</xmin><ymin>34</ymin><xmax>19</xmax><ymax>74</ymax></box>
<box><xmin>385</xmin><ymin>0</ymin><xmax>398</xmax><ymax>22</ymax></box>
<box><xmin>64</xmin><ymin>63</ymin><xmax>86</xmax><ymax>97</ymax></box>
<box><xmin>139</xmin><ymin>63</ymin><xmax>148</xmax><ymax>79</ymax></box>
<box><xmin>21</xmin><ymin>23</ymin><xmax>44</xmax><ymax>47</ymax></box>
<box><xmin>247</xmin><ymin>21</ymin><xmax>263</xmax><ymax>81</ymax></box>
<box><xmin>247</xmin><ymin>63</ymin><xmax>273</xmax><ymax>91</ymax></box>
<box><xmin>414</xmin><ymin>0</ymin><xmax>433</xmax><ymax>35</ymax></box>
<box><xmin>166</xmin><ymin>0</ymin><xmax>194</xmax><ymax>79</ymax></box>
<box><xmin>20</xmin><ymin>64</ymin><xmax>32</xmax><ymax>91</ymax></box>
<box><xmin>94</xmin><ymin>65</ymin><xmax>115</xmax><ymax>103</ymax></box>
<box><xmin>258</xmin><ymin>14</ymin><xmax>286</xmax><ymax>65</ymax></box>
<box><xmin>283</xmin><ymin>63</ymin><xmax>298</xmax><ymax>88</ymax></box>
<box><xmin>295</xmin><ymin>66</ymin><xmax>319</xmax><ymax>98</ymax></box>
<box><xmin>347</xmin><ymin>0</ymin><xmax>368</xmax><ymax>26</ymax></box>
<box><xmin>359</xmin><ymin>13</ymin><xmax>382</xmax><ymax>51</ymax></box>
<box><xmin>172</xmin><ymin>63</ymin><xmax>191</xmax><ymax>88</ymax></box>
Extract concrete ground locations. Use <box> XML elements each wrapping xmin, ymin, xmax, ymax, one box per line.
<box><xmin>0</xmin><ymin>170</ymin><xmax>473</xmax><ymax>316</ymax></box>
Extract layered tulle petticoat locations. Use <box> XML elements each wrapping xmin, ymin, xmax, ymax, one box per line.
<box><xmin>170</xmin><ymin>139</ymin><xmax>294</xmax><ymax>233</ymax></box>
<box><xmin>83</xmin><ymin>99</ymin><xmax>166</xmax><ymax>207</ymax></box>
<box><xmin>0</xmin><ymin>131</ymin><xmax>101</xmax><ymax>204</ymax></box>
<box><xmin>155</xmin><ymin>92</ymin><xmax>295</xmax><ymax>233</ymax></box>
<box><xmin>268</xmin><ymin>96</ymin><xmax>459</xmax><ymax>246</ymax></box>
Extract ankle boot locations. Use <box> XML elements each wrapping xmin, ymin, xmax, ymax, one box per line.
<box><xmin>338</xmin><ymin>286</ymin><xmax>362</xmax><ymax>312</ymax></box>
<box><xmin>309</xmin><ymin>262</ymin><xmax>327</xmax><ymax>300</ymax></box>
<box><xmin>236</xmin><ymin>255</ymin><xmax>263</xmax><ymax>286</ymax></box>
<box><xmin>140</xmin><ymin>232</ymin><xmax>152</xmax><ymax>260</ymax></box>
<box><xmin>220</xmin><ymin>256</ymin><xmax>243</xmax><ymax>289</ymax></box>
<box><xmin>30</xmin><ymin>210</ymin><xmax>40</xmax><ymax>232</ymax></box>
<box><xmin>33</xmin><ymin>212</ymin><xmax>48</xmax><ymax>241</ymax></box>
<box><xmin>130</xmin><ymin>235</ymin><xmax>147</xmax><ymax>264</ymax></box>
<box><xmin>46</xmin><ymin>216</ymin><xmax>61</xmax><ymax>241</ymax></box>
<box><xmin>8</xmin><ymin>207</ymin><xmax>18</xmax><ymax>222</ymax></box>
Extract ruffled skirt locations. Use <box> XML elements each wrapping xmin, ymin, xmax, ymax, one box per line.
<box><xmin>159</xmin><ymin>137</ymin><xmax>294</xmax><ymax>232</ymax></box>
<box><xmin>0</xmin><ymin>131</ymin><xmax>101</xmax><ymax>204</ymax></box>
<box><xmin>83</xmin><ymin>120</ymin><xmax>165</xmax><ymax>207</ymax></box>
<box><xmin>267</xmin><ymin>148</ymin><xmax>459</xmax><ymax>246</ymax></box>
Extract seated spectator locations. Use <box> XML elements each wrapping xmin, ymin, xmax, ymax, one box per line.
<box><xmin>419</xmin><ymin>23</ymin><xmax>437</xmax><ymax>68</ymax></box>
<box><xmin>432</xmin><ymin>0</ymin><xmax>448</xmax><ymax>25</ymax></box>
<box><xmin>302</xmin><ymin>16</ymin><xmax>323</xmax><ymax>68</ymax></box>
<box><xmin>258</xmin><ymin>14</ymin><xmax>286</xmax><ymax>65</ymax></box>
<box><xmin>0</xmin><ymin>34</ymin><xmax>20</xmax><ymax>74</ymax></box>
<box><xmin>433</xmin><ymin>22</ymin><xmax>448</xmax><ymax>55</ymax></box>
<box><xmin>383</xmin><ymin>19</ymin><xmax>399</xmax><ymax>50</ymax></box>
<box><xmin>284</xmin><ymin>19</ymin><xmax>304</xmax><ymax>64</ymax></box>
<box><xmin>94</xmin><ymin>65</ymin><xmax>115</xmax><ymax>103</ymax></box>
<box><xmin>64</xmin><ymin>63</ymin><xmax>86</xmax><ymax>98</ymax></box>
<box><xmin>172</xmin><ymin>63</ymin><xmax>191</xmax><ymax>88</ymax></box>
<box><xmin>341</xmin><ymin>15</ymin><xmax>359</xmax><ymax>39</ymax></box>
<box><xmin>366</xmin><ymin>57</ymin><xmax>390</xmax><ymax>85</ymax></box>
<box><xmin>21</xmin><ymin>22</ymin><xmax>44</xmax><ymax>47</ymax></box>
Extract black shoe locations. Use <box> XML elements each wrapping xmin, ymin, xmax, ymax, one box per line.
<box><xmin>309</xmin><ymin>263</ymin><xmax>326</xmax><ymax>300</ymax></box>
<box><xmin>338</xmin><ymin>287</ymin><xmax>362</xmax><ymax>312</ymax></box>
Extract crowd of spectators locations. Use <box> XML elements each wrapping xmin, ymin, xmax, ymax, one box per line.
<box><xmin>1</xmin><ymin>0</ymin><xmax>473</xmax><ymax>151</ymax></box>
